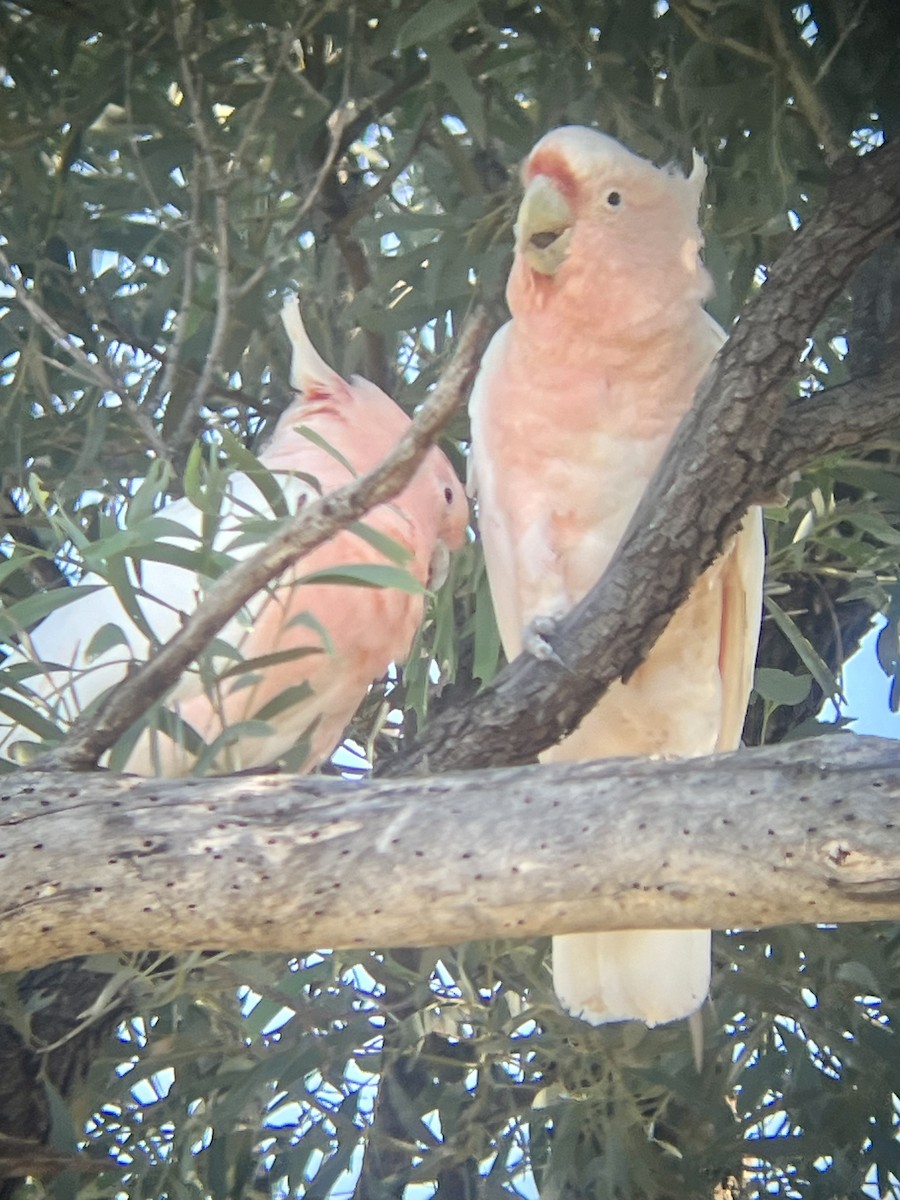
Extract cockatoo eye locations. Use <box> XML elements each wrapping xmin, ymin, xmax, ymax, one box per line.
<box><xmin>444</xmin><ymin>486</ymin><xmax>455</xmax><ymax>505</ymax></box>
<box><xmin>606</xmin><ymin>190</ymin><xmax>622</xmax><ymax>207</ymax></box>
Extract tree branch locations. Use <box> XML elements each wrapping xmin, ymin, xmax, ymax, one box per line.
<box><xmin>29</xmin><ymin>307</ymin><xmax>493</xmax><ymax>773</ymax></box>
<box><xmin>762</xmin><ymin>0</ymin><xmax>844</xmax><ymax>164</ymax></box>
<box><xmin>763</xmin><ymin>351</ymin><xmax>900</xmax><ymax>479</ymax></box>
<box><xmin>385</xmin><ymin>137</ymin><xmax>900</xmax><ymax>777</ymax></box>
<box><xmin>0</xmin><ymin>246</ymin><xmax>170</xmax><ymax>464</ymax></box>
<box><xmin>2</xmin><ymin>734</ymin><xmax>899</xmax><ymax>972</ymax></box>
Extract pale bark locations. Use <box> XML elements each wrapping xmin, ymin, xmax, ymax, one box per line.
<box><xmin>1</xmin><ymin>733</ymin><xmax>898</xmax><ymax>972</ymax></box>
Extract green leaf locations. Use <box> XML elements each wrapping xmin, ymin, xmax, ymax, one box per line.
<box><xmin>277</xmin><ymin>724</ymin><xmax>318</xmax><ymax>773</ymax></box>
<box><xmin>190</xmin><ymin>719</ymin><xmax>275</xmax><ymax>776</ymax></box>
<box><xmin>427</xmin><ymin>43</ymin><xmax>487</xmax><ymax>143</ymax></box>
<box><xmin>754</xmin><ymin>667</ymin><xmax>812</xmax><ymax>707</ymax></box>
<box><xmin>0</xmin><ymin>584</ymin><xmax>104</xmax><ymax>641</ymax></box>
<box><xmin>0</xmin><ymin>690</ymin><xmax>65</xmax><ymax>741</ymax></box>
<box><xmin>831</xmin><ymin>463</ymin><xmax>900</xmax><ymax>507</ymax></box>
<box><xmin>218</xmin><ymin>646</ymin><xmax>324</xmax><ymax>682</ymax></box>
<box><xmin>295</xmin><ymin>424</ymin><xmax>355</xmax><ymax>478</ymax></box>
<box><xmin>845</xmin><ymin>510</ymin><xmax>900</xmax><ymax>546</ymax></box>
<box><xmin>219</xmin><ymin>427</ymin><xmax>290</xmax><ymax>518</ymax></box>
<box><xmin>102</xmin><ymin>557</ymin><xmax>159</xmax><ymax>646</ymax></box>
<box><xmin>125</xmin><ymin>459</ymin><xmax>172</xmax><ymax>527</ymax></box>
<box><xmin>395</xmin><ymin>0</ymin><xmax>480</xmax><ymax>50</ymax></box>
<box><xmin>84</xmin><ymin>621</ymin><xmax>131</xmax><ymax>661</ymax></box>
<box><xmin>138</xmin><ymin>541</ymin><xmax>235</xmax><ymax>576</ymax></box>
<box><xmin>295</xmin><ymin>562</ymin><xmax>425</xmax><ymax>594</ymax></box>
<box><xmin>252</xmin><ymin>680</ymin><xmax>314</xmax><ymax>722</ymax></box>
<box><xmin>347</xmin><ymin>520</ymin><xmax>412</xmax><ymax>565</ymax></box>
<box><xmin>285</xmin><ymin>611</ymin><xmax>336</xmax><ymax>655</ymax></box>
<box><xmin>182</xmin><ymin>440</ymin><xmax>207</xmax><ymax>510</ymax></box>
<box><xmin>27</xmin><ymin>475</ymin><xmax>89</xmax><ymax>551</ymax></box>
<box><xmin>764</xmin><ymin>596</ymin><xmax>842</xmax><ymax>703</ymax></box>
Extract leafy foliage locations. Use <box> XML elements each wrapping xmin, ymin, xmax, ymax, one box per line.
<box><xmin>1</xmin><ymin>0</ymin><xmax>900</xmax><ymax>1197</ymax></box>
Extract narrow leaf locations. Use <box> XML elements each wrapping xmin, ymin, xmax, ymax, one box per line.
<box><xmin>0</xmin><ymin>585</ymin><xmax>104</xmax><ymax>641</ymax></box>
<box><xmin>754</xmin><ymin>667</ymin><xmax>812</xmax><ymax>707</ymax></box>
<box><xmin>395</xmin><ymin>0</ymin><xmax>479</xmax><ymax>50</ymax></box>
<box><xmin>347</xmin><ymin>520</ymin><xmax>412</xmax><ymax>565</ymax></box>
<box><xmin>85</xmin><ymin>621</ymin><xmax>132</xmax><ymax>662</ymax></box>
<box><xmin>219</xmin><ymin>427</ymin><xmax>290</xmax><ymax>518</ymax></box>
<box><xmin>0</xmin><ymin>691</ymin><xmax>65</xmax><ymax>741</ymax></box>
<box><xmin>218</xmin><ymin>646</ymin><xmax>324</xmax><ymax>681</ymax></box>
<box><xmin>295</xmin><ymin>424</ymin><xmax>355</xmax><ymax>478</ymax></box>
<box><xmin>764</xmin><ymin>596</ymin><xmax>842</xmax><ymax>702</ymax></box>
<box><xmin>294</xmin><ymin>563</ymin><xmax>424</xmax><ymax>594</ymax></box>
<box><xmin>253</xmin><ymin>681</ymin><xmax>315</xmax><ymax>722</ymax></box>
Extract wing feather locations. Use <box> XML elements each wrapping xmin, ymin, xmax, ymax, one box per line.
<box><xmin>716</xmin><ymin>506</ymin><xmax>765</xmax><ymax>751</ymax></box>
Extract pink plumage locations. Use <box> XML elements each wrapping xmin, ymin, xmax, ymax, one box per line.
<box><xmin>469</xmin><ymin>126</ymin><xmax>764</xmax><ymax>1027</ymax></box>
<box><xmin>2</xmin><ymin>298</ymin><xmax>468</xmax><ymax>776</ymax></box>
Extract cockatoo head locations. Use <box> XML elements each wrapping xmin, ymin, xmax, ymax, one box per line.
<box><xmin>509</xmin><ymin>126</ymin><xmax>712</xmax><ymax>337</ymax></box>
<box><xmin>278</xmin><ymin>298</ymin><xmax>468</xmax><ymax>588</ymax></box>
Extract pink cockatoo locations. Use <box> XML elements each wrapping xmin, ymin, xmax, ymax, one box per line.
<box><xmin>1</xmin><ymin>298</ymin><xmax>468</xmax><ymax>776</ymax></box>
<box><xmin>468</xmin><ymin>126</ymin><xmax>764</xmax><ymax>1027</ymax></box>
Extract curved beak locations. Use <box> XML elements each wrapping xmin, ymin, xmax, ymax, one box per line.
<box><xmin>427</xmin><ymin>539</ymin><xmax>452</xmax><ymax>591</ymax></box>
<box><xmin>516</xmin><ymin>175</ymin><xmax>573</xmax><ymax>275</ymax></box>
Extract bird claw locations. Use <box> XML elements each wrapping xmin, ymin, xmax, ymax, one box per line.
<box><xmin>524</xmin><ymin>614</ymin><xmax>568</xmax><ymax>669</ymax></box>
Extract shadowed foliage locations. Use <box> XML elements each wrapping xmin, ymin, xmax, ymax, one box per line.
<box><xmin>1</xmin><ymin>0</ymin><xmax>900</xmax><ymax>1196</ymax></box>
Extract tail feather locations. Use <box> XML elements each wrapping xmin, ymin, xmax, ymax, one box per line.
<box><xmin>552</xmin><ymin>929</ymin><xmax>711</xmax><ymax>1027</ymax></box>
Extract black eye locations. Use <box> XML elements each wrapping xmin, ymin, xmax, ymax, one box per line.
<box><xmin>444</xmin><ymin>486</ymin><xmax>455</xmax><ymax>505</ymax></box>
<box><xmin>606</xmin><ymin>190</ymin><xmax>622</xmax><ymax>207</ymax></box>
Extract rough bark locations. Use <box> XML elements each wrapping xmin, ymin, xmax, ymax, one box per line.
<box><xmin>1</xmin><ymin>734</ymin><xmax>899</xmax><ymax>972</ymax></box>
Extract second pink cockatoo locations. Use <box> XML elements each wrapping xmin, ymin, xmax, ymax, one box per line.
<box><xmin>468</xmin><ymin>126</ymin><xmax>764</xmax><ymax>1027</ymax></box>
<box><xmin>1</xmin><ymin>298</ymin><xmax>468</xmax><ymax>776</ymax></box>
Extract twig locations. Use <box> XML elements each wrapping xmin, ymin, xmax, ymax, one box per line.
<box><xmin>173</xmin><ymin>8</ymin><xmax>235</xmax><ymax>426</ymax></box>
<box><xmin>30</xmin><ymin>306</ymin><xmax>493</xmax><ymax>772</ymax></box>
<box><xmin>155</xmin><ymin>151</ymin><xmax>202</xmax><ymax>448</ymax></box>
<box><xmin>332</xmin><ymin>117</ymin><xmax>429</xmax><ymax>238</ymax></box>
<box><xmin>762</xmin><ymin>0</ymin><xmax>844</xmax><ymax>165</ymax></box>
<box><xmin>229</xmin><ymin>103</ymin><xmax>350</xmax><ymax>303</ymax></box>
<box><xmin>814</xmin><ymin>0</ymin><xmax>872</xmax><ymax>85</ymax></box>
<box><xmin>0</xmin><ymin>246</ymin><xmax>170</xmax><ymax>463</ymax></box>
<box><xmin>231</xmin><ymin>26</ymin><xmax>297</xmax><ymax>174</ymax></box>
<box><xmin>172</xmin><ymin>1</ymin><xmax>218</xmax><ymax>168</ymax></box>
<box><xmin>668</xmin><ymin>0</ymin><xmax>773</xmax><ymax>66</ymax></box>
<box><xmin>0</xmin><ymin>493</ymin><xmax>68</xmax><ymax>592</ymax></box>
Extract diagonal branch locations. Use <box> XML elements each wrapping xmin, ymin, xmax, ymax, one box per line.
<box><xmin>29</xmin><ymin>307</ymin><xmax>493</xmax><ymax>773</ymax></box>
<box><xmin>383</xmin><ymin>137</ymin><xmax>900</xmax><ymax>778</ymax></box>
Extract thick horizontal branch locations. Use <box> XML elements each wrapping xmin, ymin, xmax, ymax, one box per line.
<box><xmin>1</xmin><ymin>734</ymin><xmax>899</xmax><ymax>972</ymax></box>
<box><xmin>31</xmin><ymin>307</ymin><xmax>492</xmax><ymax>773</ymax></box>
<box><xmin>387</xmin><ymin>138</ymin><xmax>900</xmax><ymax>777</ymax></box>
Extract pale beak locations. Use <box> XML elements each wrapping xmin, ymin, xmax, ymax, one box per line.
<box><xmin>516</xmin><ymin>175</ymin><xmax>573</xmax><ymax>275</ymax></box>
<box><xmin>427</xmin><ymin>540</ymin><xmax>451</xmax><ymax>591</ymax></box>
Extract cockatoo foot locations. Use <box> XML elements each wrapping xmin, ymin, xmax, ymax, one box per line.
<box><xmin>524</xmin><ymin>614</ymin><xmax>568</xmax><ymax>668</ymax></box>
